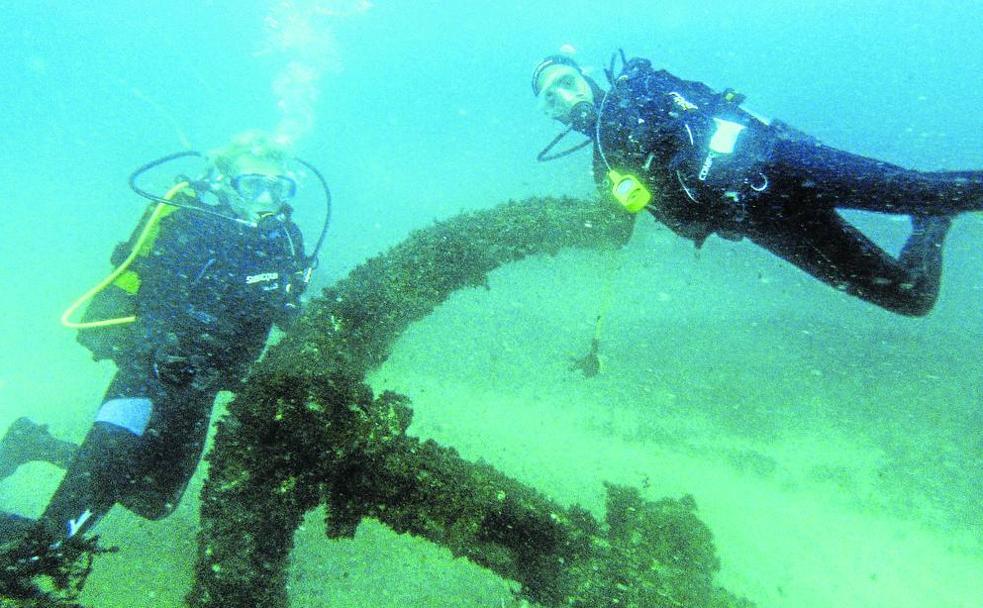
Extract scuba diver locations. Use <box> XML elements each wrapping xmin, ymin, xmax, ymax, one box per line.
<box><xmin>0</xmin><ymin>131</ymin><xmax>331</xmax><ymax>588</ymax></box>
<box><xmin>532</xmin><ymin>52</ymin><xmax>983</xmax><ymax>316</ymax></box>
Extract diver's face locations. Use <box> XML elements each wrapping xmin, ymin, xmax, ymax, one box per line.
<box><xmin>537</xmin><ymin>65</ymin><xmax>594</xmax><ymax>123</ymax></box>
<box><xmin>228</xmin><ymin>158</ymin><xmax>296</xmax><ymax>220</ymax></box>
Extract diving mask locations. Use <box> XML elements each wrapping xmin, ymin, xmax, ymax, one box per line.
<box><xmin>231</xmin><ymin>173</ymin><xmax>297</xmax><ymax>205</ymax></box>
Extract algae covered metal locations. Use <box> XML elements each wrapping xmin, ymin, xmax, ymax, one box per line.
<box><xmin>189</xmin><ymin>196</ymin><xmax>751</xmax><ymax>608</ymax></box>
<box><xmin>1</xmin><ymin>197</ymin><xmax>753</xmax><ymax>608</ymax></box>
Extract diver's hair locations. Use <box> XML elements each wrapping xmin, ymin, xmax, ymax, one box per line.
<box><xmin>208</xmin><ymin>130</ymin><xmax>292</xmax><ymax>177</ymax></box>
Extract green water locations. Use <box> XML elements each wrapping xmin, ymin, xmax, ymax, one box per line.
<box><xmin>3</xmin><ymin>2</ymin><xmax>983</xmax><ymax>605</ymax></box>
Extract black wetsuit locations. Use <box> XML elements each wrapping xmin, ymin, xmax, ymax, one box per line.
<box><xmin>40</xmin><ymin>206</ymin><xmax>306</xmax><ymax>542</ymax></box>
<box><xmin>589</xmin><ymin>57</ymin><xmax>983</xmax><ymax>316</ymax></box>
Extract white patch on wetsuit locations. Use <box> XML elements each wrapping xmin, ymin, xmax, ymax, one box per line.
<box><xmin>95</xmin><ymin>397</ymin><xmax>152</xmax><ymax>436</ymax></box>
<box><xmin>699</xmin><ymin>118</ymin><xmax>747</xmax><ymax>181</ymax></box>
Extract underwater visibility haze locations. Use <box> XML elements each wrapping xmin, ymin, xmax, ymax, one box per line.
<box><xmin>1</xmin><ymin>1</ymin><xmax>982</xmax><ymax>606</ymax></box>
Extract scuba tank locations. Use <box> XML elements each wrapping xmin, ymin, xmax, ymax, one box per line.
<box><xmin>68</xmin><ymin>184</ymin><xmax>188</xmax><ymax>362</ymax></box>
<box><xmin>75</xmin><ymin>279</ymin><xmax>138</xmax><ymax>362</ymax></box>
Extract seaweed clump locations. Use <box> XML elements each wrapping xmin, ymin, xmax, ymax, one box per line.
<box><xmin>0</xmin><ymin>532</ymin><xmax>112</xmax><ymax>608</ymax></box>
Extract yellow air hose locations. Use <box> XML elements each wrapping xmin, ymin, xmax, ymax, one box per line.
<box><xmin>60</xmin><ymin>182</ymin><xmax>189</xmax><ymax>329</ymax></box>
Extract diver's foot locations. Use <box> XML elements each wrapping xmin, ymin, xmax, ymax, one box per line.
<box><xmin>0</xmin><ymin>418</ymin><xmax>78</xmax><ymax>481</ymax></box>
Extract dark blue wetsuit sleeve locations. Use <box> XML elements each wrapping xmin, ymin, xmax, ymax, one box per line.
<box><xmin>131</xmin><ymin>211</ymin><xmax>218</xmax><ymax>350</ymax></box>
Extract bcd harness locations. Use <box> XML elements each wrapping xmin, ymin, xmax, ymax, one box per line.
<box><xmin>599</xmin><ymin>55</ymin><xmax>769</xmax><ymax>218</ymax></box>
<box><xmin>61</xmin><ymin>183</ymin><xmax>189</xmax><ymax>361</ymax></box>
<box><xmin>63</xmin><ymin>184</ymin><xmax>305</xmax><ymax>362</ymax></box>
<box><xmin>666</xmin><ymin>87</ymin><xmax>769</xmax><ymax>223</ymax></box>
